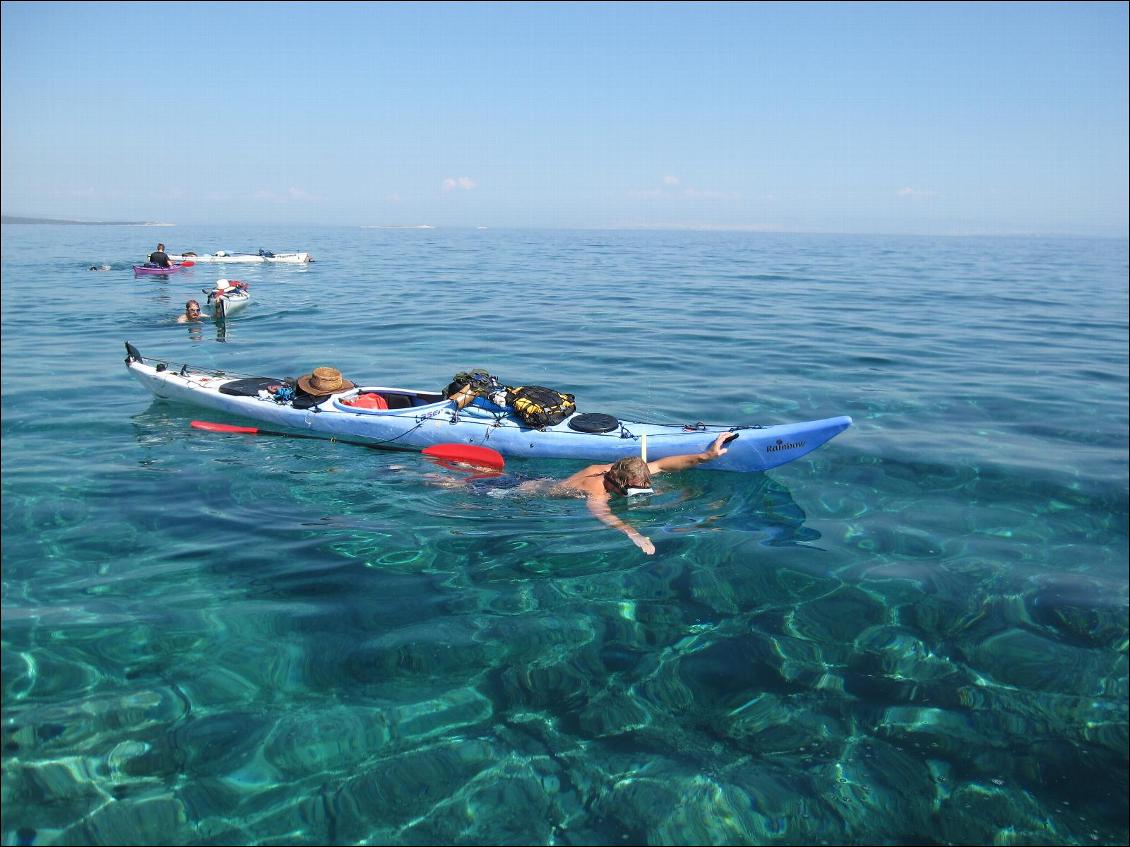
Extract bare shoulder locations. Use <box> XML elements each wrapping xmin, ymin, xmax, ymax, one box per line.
<box><xmin>559</xmin><ymin>463</ymin><xmax>609</xmax><ymax>489</ymax></box>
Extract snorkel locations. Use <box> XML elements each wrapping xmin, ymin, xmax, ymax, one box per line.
<box><xmin>629</xmin><ymin>434</ymin><xmax>654</xmax><ymax>495</ymax></box>
<box><xmin>604</xmin><ymin>441</ymin><xmax>654</xmax><ymax>497</ymax></box>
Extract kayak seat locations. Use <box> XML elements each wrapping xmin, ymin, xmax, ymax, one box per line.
<box><xmin>342</xmin><ymin>392</ymin><xmax>390</xmax><ymax>410</ymax></box>
<box><xmin>335</xmin><ymin>390</ymin><xmax>448</xmax><ymax>412</ymax></box>
<box><xmin>354</xmin><ymin>391</ymin><xmax>441</xmax><ymax>410</ymax></box>
<box><xmin>220</xmin><ymin>376</ymin><xmax>285</xmax><ymax>397</ymax></box>
<box><xmin>375</xmin><ymin>393</ymin><xmax>415</xmax><ymax>410</ymax></box>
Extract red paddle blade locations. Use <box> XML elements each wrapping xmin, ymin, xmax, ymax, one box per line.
<box><xmin>422</xmin><ymin>443</ymin><xmax>505</xmax><ymax>470</ymax></box>
<box><xmin>191</xmin><ymin>420</ymin><xmax>259</xmax><ymax>434</ymax></box>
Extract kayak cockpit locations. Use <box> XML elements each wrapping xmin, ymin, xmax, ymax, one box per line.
<box><xmin>334</xmin><ymin>388</ymin><xmax>445</xmax><ymax>411</ymax></box>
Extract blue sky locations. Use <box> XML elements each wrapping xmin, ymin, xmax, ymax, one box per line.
<box><xmin>2</xmin><ymin>1</ymin><xmax>1126</xmax><ymax>235</ymax></box>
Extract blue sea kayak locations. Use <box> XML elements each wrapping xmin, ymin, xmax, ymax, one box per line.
<box><xmin>124</xmin><ymin>343</ymin><xmax>852</xmax><ymax>472</ymax></box>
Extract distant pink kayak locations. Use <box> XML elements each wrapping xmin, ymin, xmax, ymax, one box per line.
<box><xmin>132</xmin><ymin>262</ymin><xmax>192</xmax><ymax>276</ymax></box>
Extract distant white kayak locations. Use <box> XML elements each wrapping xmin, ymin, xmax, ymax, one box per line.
<box><xmin>204</xmin><ymin>281</ymin><xmax>251</xmax><ymax>318</ymax></box>
<box><xmin>170</xmin><ymin>250</ymin><xmax>313</xmax><ymax>264</ymax></box>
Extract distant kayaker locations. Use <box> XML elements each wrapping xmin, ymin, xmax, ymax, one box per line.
<box><xmin>148</xmin><ymin>243</ymin><xmax>172</xmax><ymax>268</ymax></box>
<box><xmin>176</xmin><ymin>299</ymin><xmax>208</xmax><ymax>323</ymax></box>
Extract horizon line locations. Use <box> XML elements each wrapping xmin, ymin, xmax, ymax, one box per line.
<box><xmin>3</xmin><ymin>215</ymin><xmax>1125</xmax><ymax>240</ymax></box>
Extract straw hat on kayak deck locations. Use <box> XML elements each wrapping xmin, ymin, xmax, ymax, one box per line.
<box><xmin>297</xmin><ymin>367</ymin><xmax>356</xmax><ymax>396</ymax></box>
<box><xmin>213</xmin><ymin>279</ymin><xmax>234</xmax><ymax>292</ymax></box>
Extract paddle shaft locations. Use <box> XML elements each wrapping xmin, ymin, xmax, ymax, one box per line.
<box><xmin>191</xmin><ymin>420</ymin><xmax>327</xmax><ymax>441</ymax></box>
<box><xmin>190</xmin><ymin>420</ymin><xmax>505</xmax><ymax>469</ymax></box>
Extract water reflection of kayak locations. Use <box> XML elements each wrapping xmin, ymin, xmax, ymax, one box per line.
<box><xmin>123</xmin><ymin>342</ymin><xmax>853</xmax><ymax>471</ymax></box>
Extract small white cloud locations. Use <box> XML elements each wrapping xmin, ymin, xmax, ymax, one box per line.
<box><xmin>897</xmin><ymin>186</ymin><xmax>936</xmax><ymax>198</ymax></box>
<box><xmin>252</xmin><ymin>187</ymin><xmax>318</xmax><ymax>204</ymax></box>
<box><xmin>683</xmin><ymin>187</ymin><xmax>738</xmax><ymax>200</ymax></box>
<box><xmin>442</xmin><ymin>177</ymin><xmax>476</xmax><ymax>192</ymax></box>
<box><xmin>50</xmin><ymin>187</ymin><xmax>98</xmax><ymax>199</ymax></box>
<box><xmin>629</xmin><ymin>177</ymin><xmax>735</xmax><ymax>200</ymax></box>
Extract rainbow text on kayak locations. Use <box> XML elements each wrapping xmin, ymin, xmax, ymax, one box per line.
<box><xmin>766</xmin><ymin>439</ymin><xmax>806</xmax><ymax>453</ymax></box>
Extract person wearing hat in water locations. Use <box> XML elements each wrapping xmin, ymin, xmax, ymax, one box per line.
<box><xmin>210</xmin><ymin>279</ymin><xmax>240</xmax><ymax>299</ymax></box>
<box><xmin>210</xmin><ymin>279</ymin><xmax>231</xmax><ymax>303</ymax></box>
<box><xmin>292</xmin><ymin>366</ymin><xmax>356</xmax><ymax>409</ymax></box>
<box><xmin>207</xmin><ymin>279</ymin><xmax>246</xmax><ymax>318</ymax></box>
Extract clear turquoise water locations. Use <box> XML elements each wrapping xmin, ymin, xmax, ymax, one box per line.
<box><xmin>2</xmin><ymin>224</ymin><xmax>1127</xmax><ymax>846</ymax></box>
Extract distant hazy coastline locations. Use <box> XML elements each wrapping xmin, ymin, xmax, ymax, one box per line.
<box><xmin>2</xmin><ymin>215</ymin><xmax>173</xmax><ymax>226</ymax></box>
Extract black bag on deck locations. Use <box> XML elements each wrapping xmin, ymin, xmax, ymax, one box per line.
<box><xmin>505</xmin><ymin>385</ymin><xmax>577</xmax><ymax>429</ymax></box>
<box><xmin>443</xmin><ymin>369</ymin><xmax>495</xmax><ymax>399</ymax></box>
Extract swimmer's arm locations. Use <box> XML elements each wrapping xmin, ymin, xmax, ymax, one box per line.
<box><xmin>647</xmin><ymin>432</ymin><xmax>732</xmax><ymax>474</ymax></box>
<box><xmin>586</xmin><ymin>495</ymin><xmax>655</xmax><ymax>555</ymax></box>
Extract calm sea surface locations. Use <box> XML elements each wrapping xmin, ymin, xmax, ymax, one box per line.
<box><xmin>2</xmin><ymin>225</ymin><xmax>1127</xmax><ymax>846</ymax></box>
